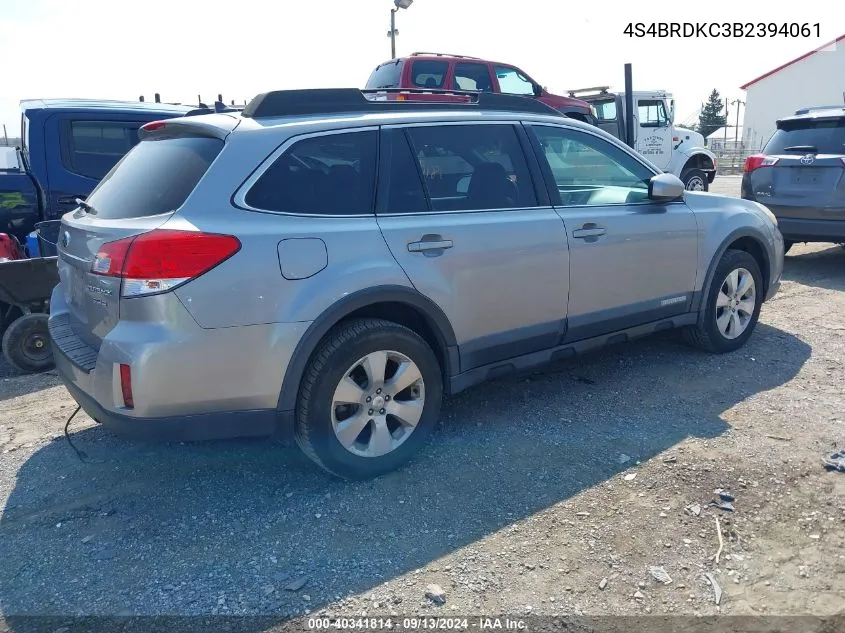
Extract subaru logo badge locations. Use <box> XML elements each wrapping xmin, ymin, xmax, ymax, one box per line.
<box><xmin>61</xmin><ymin>231</ymin><xmax>70</xmax><ymax>248</ymax></box>
<box><xmin>800</xmin><ymin>154</ymin><xmax>815</xmax><ymax>165</ymax></box>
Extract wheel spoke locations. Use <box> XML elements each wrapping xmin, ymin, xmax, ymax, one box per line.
<box><xmin>737</xmin><ymin>272</ymin><xmax>754</xmax><ymax>297</ymax></box>
<box><xmin>361</xmin><ymin>351</ymin><xmax>388</xmax><ymax>389</ymax></box>
<box><xmin>334</xmin><ymin>411</ymin><xmax>370</xmax><ymax>448</ymax></box>
<box><xmin>387</xmin><ymin>399</ymin><xmax>424</xmax><ymax>427</ymax></box>
<box><xmin>716</xmin><ymin>291</ymin><xmax>731</xmax><ymax>308</ymax></box>
<box><xmin>368</xmin><ymin>419</ymin><xmax>393</xmax><ymax>456</ymax></box>
<box><xmin>333</xmin><ymin>376</ymin><xmax>366</xmax><ymax>405</ymax></box>
<box><xmin>386</xmin><ymin>361</ymin><xmax>422</xmax><ymax>395</ymax></box>
<box><xmin>716</xmin><ymin>310</ymin><xmax>731</xmax><ymax>334</ymax></box>
<box><xmin>729</xmin><ymin>311</ymin><xmax>742</xmax><ymax>337</ymax></box>
<box><xmin>737</xmin><ymin>298</ymin><xmax>755</xmax><ymax>316</ymax></box>
<box><xmin>725</xmin><ymin>269</ymin><xmax>739</xmax><ymax>295</ymax></box>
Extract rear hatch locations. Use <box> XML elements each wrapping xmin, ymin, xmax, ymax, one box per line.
<box><xmin>57</xmin><ymin>125</ymin><xmax>226</xmax><ymax>348</ymax></box>
<box><xmin>747</xmin><ymin>113</ymin><xmax>845</xmax><ymax>218</ymax></box>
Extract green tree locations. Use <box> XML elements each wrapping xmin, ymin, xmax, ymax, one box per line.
<box><xmin>696</xmin><ymin>89</ymin><xmax>728</xmax><ymax>138</ymax></box>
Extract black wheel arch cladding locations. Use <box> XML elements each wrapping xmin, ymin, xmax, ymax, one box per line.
<box><xmin>276</xmin><ymin>285</ymin><xmax>457</xmax><ymax>413</ymax></box>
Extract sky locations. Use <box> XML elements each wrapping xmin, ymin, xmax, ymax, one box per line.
<box><xmin>1</xmin><ymin>0</ymin><xmax>841</xmax><ymax>138</ymax></box>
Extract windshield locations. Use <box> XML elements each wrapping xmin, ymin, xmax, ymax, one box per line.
<box><xmin>765</xmin><ymin>117</ymin><xmax>845</xmax><ymax>155</ymax></box>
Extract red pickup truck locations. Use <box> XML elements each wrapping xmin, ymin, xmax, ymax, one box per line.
<box><xmin>365</xmin><ymin>52</ymin><xmax>597</xmax><ymax>124</ymax></box>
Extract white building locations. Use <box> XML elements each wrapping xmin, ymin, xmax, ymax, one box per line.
<box><xmin>706</xmin><ymin>126</ymin><xmax>744</xmax><ymax>150</ymax></box>
<box><xmin>740</xmin><ymin>34</ymin><xmax>844</xmax><ymax>152</ymax></box>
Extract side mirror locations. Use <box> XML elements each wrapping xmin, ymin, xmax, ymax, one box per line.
<box><xmin>648</xmin><ymin>173</ymin><xmax>685</xmax><ymax>200</ymax></box>
<box><xmin>668</xmin><ymin>99</ymin><xmax>676</xmax><ymax>123</ymax></box>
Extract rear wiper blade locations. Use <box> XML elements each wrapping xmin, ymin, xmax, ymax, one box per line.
<box><xmin>76</xmin><ymin>198</ymin><xmax>97</xmax><ymax>214</ymax></box>
<box><xmin>782</xmin><ymin>145</ymin><xmax>818</xmax><ymax>152</ymax></box>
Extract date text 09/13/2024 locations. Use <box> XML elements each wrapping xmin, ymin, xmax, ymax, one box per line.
<box><xmin>623</xmin><ymin>22</ymin><xmax>821</xmax><ymax>38</ymax></box>
<box><xmin>307</xmin><ymin>617</ymin><xmax>527</xmax><ymax>630</ymax></box>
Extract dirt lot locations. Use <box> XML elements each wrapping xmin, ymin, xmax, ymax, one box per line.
<box><xmin>1</xmin><ymin>176</ymin><xmax>843</xmax><ymax>625</ymax></box>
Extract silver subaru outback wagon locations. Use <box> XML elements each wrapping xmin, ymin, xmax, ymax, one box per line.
<box><xmin>49</xmin><ymin>88</ymin><xmax>784</xmax><ymax>480</ymax></box>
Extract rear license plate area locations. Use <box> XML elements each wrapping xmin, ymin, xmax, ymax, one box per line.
<box><xmin>791</xmin><ymin>168</ymin><xmax>824</xmax><ymax>185</ymax></box>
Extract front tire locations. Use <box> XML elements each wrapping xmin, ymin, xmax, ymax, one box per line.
<box><xmin>294</xmin><ymin>318</ymin><xmax>443</xmax><ymax>480</ymax></box>
<box><xmin>683</xmin><ymin>250</ymin><xmax>763</xmax><ymax>354</ymax></box>
<box><xmin>2</xmin><ymin>313</ymin><xmax>54</xmax><ymax>373</ymax></box>
<box><xmin>681</xmin><ymin>168</ymin><xmax>709</xmax><ymax>192</ymax></box>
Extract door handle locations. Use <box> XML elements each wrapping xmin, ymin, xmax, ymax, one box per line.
<box><xmin>408</xmin><ymin>239</ymin><xmax>453</xmax><ymax>253</ymax></box>
<box><xmin>572</xmin><ymin>227</ymin><xmax>606</xmax><ymax>239</ymax></box>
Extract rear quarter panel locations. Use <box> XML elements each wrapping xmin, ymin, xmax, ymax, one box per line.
<box><xmin>169</xmin><ymin>126</ymin><xmax>413</xmax><ymax>329</ymax></box>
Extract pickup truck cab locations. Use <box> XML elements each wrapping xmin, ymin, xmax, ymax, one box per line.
<box><xmin>365</xmin><ymin>52</ymin><xmax>598</xmax><ymax>124</ymax></box>
<box><xmin>1</xmin><ymin>99</ymin><xmax>197</xmax><ymax>248</ymax></box>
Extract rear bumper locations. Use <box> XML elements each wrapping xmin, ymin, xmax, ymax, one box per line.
<box><xmin>49</xmin><ymin>285</ymin><xmax>308</xmax><ymax>441</ymax></box>
<box><xmin>774</xmin><ymin>217</ymin><xmax>845</xmax><ymax>242</ymax></box>
<box><xmin>58</xmin><ymin>371</ymin><xmax>281</xmax><ymax>441</ymax></box>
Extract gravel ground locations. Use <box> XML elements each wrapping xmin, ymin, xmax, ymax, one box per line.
<box><xmin>1</xmin><ymin>175</ymin><xmax>844</xmax><ymax>625</ymax></box>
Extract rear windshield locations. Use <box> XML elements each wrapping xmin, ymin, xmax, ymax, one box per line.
<box><xmin>84</xmin><ymin>136</ymin><xmax>223</xmax><ymax>219</ymax></box>
<box><xmin>765</xmin><ymin>118</ymin><xmax>845</xmax><ymax>155</ymax></box>
<box><xmin>365</xmin><ymin>61</ymin><xmax>404</xmax><ymax>89</ymax></box>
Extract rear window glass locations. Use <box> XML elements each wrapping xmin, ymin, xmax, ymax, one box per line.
<box><xmin>365</xmin><ymin>61</ymin><xmax>404</xmax><ymax>89</ymax></box>
<box><xmin>410</xmin><ymin>60</ymin><xmax>448</xmax><ymax>89</ymax></box>
<box><xmin>765</xmin><ymin>118</ymin><xmax>845</xmax><ymax>155</ymax></box>
<box><xmin>84</xmin><ymin>136</ymin><xmax>223</xmax><ymax>219</ymax></box>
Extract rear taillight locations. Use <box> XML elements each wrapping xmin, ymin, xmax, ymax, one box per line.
<box><xmin>91</xmin><ymin>229</ymin><xmax>240</xmax><ymax>297</ymax></box>
<box><xmin>743</xmin><ymin>154</ymin><xmax>779</xmax><ymax>173</ymax></box>
<box><xmin>141</xmin><ymin>120</ymin><xmax>167</xmax><ymax>132</ymax></box>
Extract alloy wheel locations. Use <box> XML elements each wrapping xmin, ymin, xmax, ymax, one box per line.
<box><xmin>330</xmin><ymin>350</ymin><xmax>425</xmax><ymax>458</ymax></box>
<box><xmin>715</xmin><ymin>267</ymin><xmax>756</xmax><ymax>339</ymax></box>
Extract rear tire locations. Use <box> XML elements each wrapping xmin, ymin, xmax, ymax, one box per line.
<box><xmin>683</xmin><ymin>249</ymin><xmax>763</xmax><ymax>354</ymax></box>
<box><xmin>294</xmin><ymin>318</ymin><xmax>443</xmax><ymax>480</ymax></box>
<box><xmin>681</xmin><ymin>168</ymin><xmax>709</xmax><ymax>192</ymax></box>
<box><xmin>2</xmin><ymin>313</ymin><xmax>54</xmax><ymax>373</ymax></box>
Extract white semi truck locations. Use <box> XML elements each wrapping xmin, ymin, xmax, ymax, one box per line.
<box><xmin>570</xmin><ymin>87</ymin><xmax>717</xmax><ymax>191</ymax></box>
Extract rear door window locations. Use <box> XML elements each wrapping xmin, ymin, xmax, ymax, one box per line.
<box><xmin>764</xmin><ymin>118</ymin><xmax>845</xmax><ymax>155</ymax></box>
<box><xmin>452</xmin><ymin>63</ymin><xmax>494</xmax><ymax>92</ymax></box>
<box><xmin>244</xmin><ymin>130</ymin><xmax>378</xmax><ymax>215</ymax></box>
<box><xmin>402</xmin><ymin>124</ymin><xmax>537</xmax><ymax>211</ymax></box>
<box><xmin>84</xmin><ymin>136</ymin><xmax>223</xmax><ymax>219</ymax></box>
<box><xmin>63</xmin><ymin>121</ymin><xmax>141</xmax><ymax>180</ymax></box>
<box><xmin>409</xmin><ymin>60</ymin><xmax>449</xmax><ymax>89</ymax></box>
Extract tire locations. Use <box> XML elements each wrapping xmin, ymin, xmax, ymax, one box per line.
<box><xmin>2</xmin><ymin>313</ymin><xmax>54</xmax><ymax>373</ymax></box>
<box><xmin>683</xmin><ymin>249</ymin><xmax>763</xmax><ymax>354</ymax></box>
<box><xmin>294</xmin><ymin>318</ymin><xmax>443</xmax><ymax>480</ymax></box>
<box><xmin>783</xmin><ymin>240</ymin><xmax>794</xmax><ymax>254</ymax></box>
<box><xmin>681</xmin><ymin>168</ymin><xmax>709</xmax><ymax>192</ymax></box>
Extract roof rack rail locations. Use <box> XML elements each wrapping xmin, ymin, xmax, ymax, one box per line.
<box><xmin>241</xmin><ymin>88</ymin><xmax>563</xmax><ymax>119</ymax></box>
<box><xmin>567</xmin><ymin>86</ymin><xmax>612</xmax><ymax>97</ymax></box>
<box><xmin>409</xmin><ymin>51</ymin><xmax>483</xmax><ymax>60</ymax></box>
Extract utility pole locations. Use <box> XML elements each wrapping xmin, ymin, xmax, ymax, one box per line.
<box><xmin>723</xmin><ymin>97</ymin><xmax>729</xmax><ymax>144</ymax></box>
<box><xmin>389</xmin><ymin>9</ymin><xmax>397</xmax><ymax>58</ymax></box>
<box><xmin>388</xmin><ymin>0</ymin><xmax>413</xmax><ymax>59</ymax></box>
<box><xmin>2</xmin><ymin>124</ymin><xmax>8</xmax><ymax>147</ymax></box>
<box><xmin>731</xmin><ymin>99</ymin><xmax>745</xmax><ymax>144</ymax></box>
